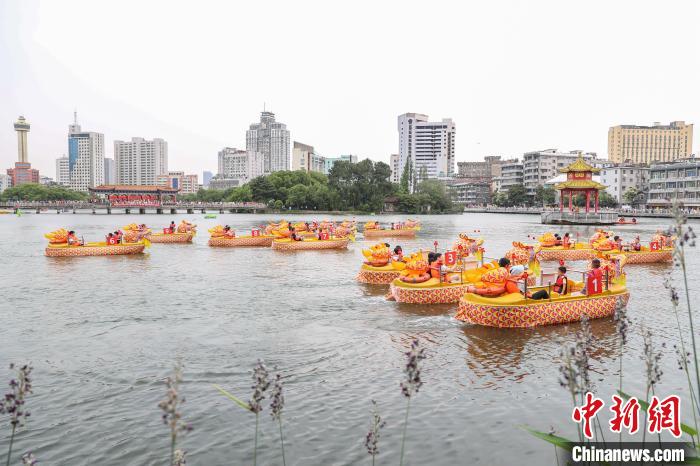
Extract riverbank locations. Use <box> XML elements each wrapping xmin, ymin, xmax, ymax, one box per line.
<box><xmin>462</xmin><ymin>206</ymin><xmax>700</xmax><ymax>219</ymax></box>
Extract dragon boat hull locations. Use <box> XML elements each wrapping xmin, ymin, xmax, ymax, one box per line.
<box><xmin>356</xmin><ymin>265</ymin><xmax>402</xmax><ymax>284</ymax></box>
<box><xmin>455</xmin><ymin>285</ymin><xmax>629</xmax><ymax>328</ymax></box>
<box><xmin>208</xmin><ymin>236</ymin><xmax>274</xmax><ymax>247</ymax></box>
<box><xmin>45</xmin><ymin>242</ymin><xmax>146</xmax><ymax>257</ymax></box>
<box><xmin>363</xmin><ymin>229</ymin><xmax>418</xmax><ymax>238</ymax></box>
<box><xmin>602</xmin><ymin>249</ymin><xmax>672</xmax><ymax>264</ymax></box>
<box><xmin>389</xmin><ymin>279</ymin><xmax>472</xmax><ymax>304</ymax></box>
<box><xmin>537</xmin><ymin>247</ymin><xmax>598</xmax><ymax>262</ymax></box>
<box><xmin>150</xmin><ymin>232</ymin><xmax>194</xmax><ymax>243</ymax></box>
<box><xmin>272</xmin><ymin>238</ymin><xmax>350</xmax><ymax>251</ymax></box>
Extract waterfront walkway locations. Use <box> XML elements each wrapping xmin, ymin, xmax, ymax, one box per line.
<box><xmin>0</xmin><ymin>201</ymin><xmax>268</xmax><ymax>214</ymax></box>
<box><xmin>463</xmin><ymin>206</ymin><xmax>700</xmax><ymax>219</ymax></box>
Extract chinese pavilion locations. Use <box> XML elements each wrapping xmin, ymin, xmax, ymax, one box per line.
<box><xmin>89</xmin><ymin>185</ymin><xmax>179</xmax><ymax>207</ymax></box>
<box><xmin>555</xmin><ymin>157</ymin><xmax>606</xmax><ymax>213</ymax></box>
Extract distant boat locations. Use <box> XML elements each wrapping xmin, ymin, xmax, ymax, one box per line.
<box><xmin>0</xmin><ymin>210</ymin><xmax>12</xmax><ymax>215</ymax></box>
<box><xmin>204</xmin><ymin>214</ymin><xmax>217</xmax><ymax>219</ymax></box>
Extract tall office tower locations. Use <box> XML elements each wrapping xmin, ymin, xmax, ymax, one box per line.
<box><xmin>67</xmin><ymin>113</ymin><xmax>104</xmax><ymax>191</ymax></box>
<box><xmin>246</xmin><ymin>110</ymin><xmax>290</xmax><ymax>174</ymax></box>
<box><xmin>114</xmin><ymin>137</ymin><xmax>168</xmax><ymax>185</ymax></box>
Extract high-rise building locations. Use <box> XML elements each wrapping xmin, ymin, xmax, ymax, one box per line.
<box><xmin>104</xmin><ymin>157</ymin><xmax>115</xmax><ymax>184</ymax></box>
<box><xmin>217</xmin><ymin>147</ymin><xmax>264</xmax><ymax>186</ymax></box>
<box><xmin>397</xmin><ymin>113</ymin><xmax>455</xmax><ymax>191</ymax></box>
<box><xmin>203</xmin><ymin>171</ymin><xmax>213</xmax><ymax>187</ymax></box>
<box><xmin>390</xmin><ymin>154</ymin><xmax>400</xmax><ymax>183</ymax></box>
<box><xmin>608</xmin><ymin>121</ymin><xmax>693</xmax><ymax>164</ymax></box>
<box><xmin>522</xmin><ymin>149</ymin><xmax>597</xmax><ymax>197</ymax></box>
<box><xmin>68</xmin><ymin>114</ymin><xmax>104</xmax><ymax>191</ymax></box>
<box><xmin>246</xmin><ymin>110</ymin><xmax>290</xmax><ymax>174</ymax></box>
<box><xmin>114</xmin><ymin>137</ymin><xmax>168</xmax><ymax>185</ymax></box>
<box><xmin>55</xmin><ymin>156</ymin><xmax>70</xmax><ymax>185</ymax></box>
<box><xmin>7</xmin><ymin>116</ymin><xmax>40</xmax><ymax>186</ymax></box>
<box><xmin>157</xmin><ymin>171</ymin><xmax>199</xmax><ymax>194</ymax></box>
<box><xmin>292</xmin><ymin>142</ymin><xmax>326</xmax><ymax>173</ymax></box>
<box><xmin>324</xmin><ymin>154</ymin><xmax>358</xmax><ymax>175</ymax></box>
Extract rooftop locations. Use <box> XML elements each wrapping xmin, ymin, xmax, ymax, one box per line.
<box><xmin>89</xmin><ymin>185</ymin><xmax>179</xmax><ymax>193</ymax></box>
<box><xmin>559</xmin><ymin>157</ymin><xmax>601</xmax><ymax>174</ymax></box>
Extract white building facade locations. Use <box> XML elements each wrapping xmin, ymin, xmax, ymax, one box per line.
<box><xmin>0</xmin><ymin>174</ymin><xmax>10</xmax><ymax>193</ymax></box>
<box><xmin>522</xmin><ymin>149</ymin><xmax>597</xmax><ymax>197</ymax></box>
<box><xmin>494</xmin><ymin>161</ymin><xmax>524</xmax><ymax>193</ymax></box>
<box><xmin>104</xmin><ymin>157</ymin><xmax>115</xmax><ymax>185</ymax></box>
<box><xmin>217</xmin><ymin>147</ymin><xmax>264</xmax><ymax>186</ymax></box>
<box><xmin>599</xmin><ymin>165</ymin><xmax>649</xmax><ymax>204</ymax></box>
<box><xmin>68</xmin><ymin>117</ymin><xmax>104</xmax><ymax>192</ymax></box>
<box><xmin>55</xmin><ymin>156</ymin><xmax>70</xmax><ymax>186</ymax></box>
<box><xmin>397</xmin><ymin>113</ymin><xmax>455</xmax><ymax>191</ymax></box>
<box><xmin>246</xmin><ymin>111</ymin><xmax>290</xmax><ymax>174</ymax></box>
<box><xmin>114</xmin><ymin>137</ymin><xmax>168</xmax><ymax>185</ymax></box>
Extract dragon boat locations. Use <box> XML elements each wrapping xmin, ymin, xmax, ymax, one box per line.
<box><xmin>600</xmin><ymin>234</ymin><xmax>673</xmax><ymax>264</ymax></box>
<box><xmin>455</xmin><ymin>284</ymin><xmax>629</xmax><ymax>328</ymax></box>
<box><xmin>387</xmin><ymin>250</ymin><xmax>491</xmax><ymax>304</ymax></box>
<box><xmin>534</xmin><ymin>231</ymin><xmax>613</xmax><ymax>262</ymax></box>
<box><xmin>150</xmin><ymin>220</ymin><xmax>196</xmax><ymax>243</ymax></box>
<box><xmin>271</xmin><ymin>236</ymin><xmax>350</xmax><ymax>251</ymax></box>
<box><xmin>362</xmin><ymin>220</ymin><xmax>420</xmax><ymax>238</ymax></box>
<box><xmin>208</xmin><ymin>225</ymin><xmax>274</xmax><ymax>247</ymax></box>
<box><xmin>357</xmin><ymin>243</ymin><xmax>406</xmax><ymax>284</ymax></box>
<box><xmin>44</xmin><ymin>229</ymin><xmax>147</xmax><ymax>257</ymax></box>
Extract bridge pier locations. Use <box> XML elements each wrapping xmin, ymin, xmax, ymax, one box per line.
<box><xmin>156</xmin><ymin>208</ymin><xmax>162</xmax><ymax>214</ymax></box>
<box><xmin>107</xmin><ymin>207</ymin><xmax>111</xmax><ymax>214</ymax></box>
<box><xmin>139</xmin><ymin>208</ymin><xmax>145</xmax><ymax>214</ymax></box>
<box><xmin>171</xmin><ymin>208</ymin><xmax>178</xmax><ymax>214</ymax></box>
<box><xmin>92</xmin><ymin>209</ymin><xmax>96</xmax><ymax>215</ymax></box>
<box><xmin>125</xmin><ymin>208</ymin><xmax>131</xmax><ymax>215</ymax></box>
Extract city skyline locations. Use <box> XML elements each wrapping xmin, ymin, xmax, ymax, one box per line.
<box><xmin>1</xmin><ymin>0</ymin><xmax>700</xmax><ymax>178</ymax></box>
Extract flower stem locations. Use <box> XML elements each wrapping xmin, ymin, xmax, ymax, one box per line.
<box><xmin>278</xmin><ymin>416</ymin><xmax>286</xmax><ymax>466</ymax></box>
<box><xmin>399</xmin><ymin>397</ymin><xmax>411</xmax><ymax>466</ymax></box>
<box><xmin>680</xmin><ymin>251</ymin><xmax>700</xmax><ymax>420</ymax></box>
<box><xmin>254</xmin><ymin>412</ymin><xmax>259</xmax><ymax>466</ymax></box>
<box><xmin>5</xmin><ymin>425</ymin><xmax>16</xmax><ymax>466</ymax></box>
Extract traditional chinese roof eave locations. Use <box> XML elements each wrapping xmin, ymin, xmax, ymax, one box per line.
<box><xmin>554</xmin><ymin>180</ymin><xmax>607</xmax><ymax>191</ymax></box>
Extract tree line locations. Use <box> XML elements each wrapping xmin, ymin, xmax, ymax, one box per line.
<box><xmin>182</xmin><ymin>160</ymin><xmax>455</xmax><ymax>213</ymax></box>
<box><xmin>0</xmin><ymin>183</ymin><xmax>88</xmax><ymax>202</ymax></box>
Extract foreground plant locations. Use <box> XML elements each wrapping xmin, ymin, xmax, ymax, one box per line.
<box><xmin>399</xmin><ymin>339</ymin><xmax>425</xmax><ymax>466</ymax></box>
<box><xmin>158</xmin><ymin>362</ymin><xmax>192</xmax><ymax>466</ymax></box>
<box><xmin>365</xmin><ymin>400</ymin><xmax>385</xmax><ymax>466</ymax></box>
<box><xmin>214</xmin><ymin>360</ymin><xmax>270</xmax><ymax>466</ymax></box>
<box><xmin>0</xmin><ymin>363</ymin><xmax>33</xmax><ymax>466</ymax></box>
<box><xmin>269</xmin><ymin>370</ymin><xmax>286</xmax><ymax>466</ymax></box>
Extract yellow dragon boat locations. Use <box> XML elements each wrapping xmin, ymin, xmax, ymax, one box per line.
<box><xmin>362</xmin><ymin>220</ymin><xmax>420</xmax><ymax>238</ymax></box>
<box><xmin>357</xmin><ymin>243</ymin><xmax>406</xmax><ymax>284</ymax></box>
<box><xmin>151</xmin><ymin>220</ymin><xmax>197</xmax><ymax>243</ymax></box>
<box><xmin>44</xmin><ymin>229</ymin><xmax>147</xmax><ymax>257</ymax></box>
<box><xmin>208</xmin><ymin>225</ymin><xmax>274</xmax><ymax>247</ymax></box>
<box><xmin>601</xmin><ymin>246</ymin><xmax>673</xmax><ymax>264</ymax></box>
<box><xmin>455</xmin><ymin>284</ymin><xmax>630</xmax><ymax>328</ymax></box>
<box><xmin>534</xmin><ymin>231</ymin><xmax>608</xmax><ymax>262</ymax></box>
<box><xmin>272</xmin><ymin>236</ymin><xmax>350</xmax><ymax>251</ymax></box>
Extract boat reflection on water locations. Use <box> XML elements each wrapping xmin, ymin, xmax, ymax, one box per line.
<box><xmin>458</xmin><ymin>316</ymin><xmax>619</xmax><ymax>385</ymax></box>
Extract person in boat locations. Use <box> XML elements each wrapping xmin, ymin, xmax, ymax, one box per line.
<box><xmin>498</xmin><ymin>257</ymin><xmax>511</xmax><ymax>271</ymax></box>
<box><xmin>632</xmin><ymin>218</ymin><xmax>637</xmax><ymax>224</ymax></box>
<box><xmin>106</xmin><ymin>232</ymin><xmax>115</xmax><ymax>244</ymax></box>
<box><xmin>554</xmin><ymin>234</ymin><xmax>562</xmax><ymax>246</ymax></box>
<box><xmin>630</xmin><ymin>235</ymin><xmax>641</xmax><ymax>251</ymax></box>
<box><xmin>290</xmin><ymin>227</ymin><xmax>303</xmax><ymax>241</ymax></box>
<box><xmin>67</xmin><ymin>230</ymin><xmax>82</xmax><ymax>246</ymax></box>
<box><xmin>613</xmin><ymin>235</ymin><xmax>623</xmax><ymax>251</ymax></box>
<box><xmin>531</xmin><ymin>265</ymin><xmax>568</xmax><ymax>300</ymax></box>
<box><xmin>392</xmin><ymin>245</ymin><xmax>404</xmax><ymax>262</ymax></box>
<box><xmin>169</xmin><ymin>221</ymin><xmax>176</xmax><ymax>233</ymax></box>
<box><xmin>582</xmin><ymin>259</ymin><xmax>603</xmax><ymax>295</ymax></box>
<box><xmin>114</xmin><ymin>230</ymin><xmax>123</xmax><ymax>243</ymax></box>
<box><xmin>223</xmin><ymin>225</ymin><xmax>235</xmax><ymax>238</ymax></box>
<box><xmin>562</xmin><ymin>232</ymin><xmax>571</xmax><ymax>249</ymax></box>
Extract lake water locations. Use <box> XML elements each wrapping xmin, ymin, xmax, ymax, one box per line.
<box><xmin>0</xmin><ymin>212</ymin><xmax>698</xmax><ymax>465</ymax></box>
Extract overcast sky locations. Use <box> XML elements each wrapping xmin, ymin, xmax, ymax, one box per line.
<box><xmin>1</xmin><ymin>0</ymin><xmax>699</xmax><ymax>178</ymax></box>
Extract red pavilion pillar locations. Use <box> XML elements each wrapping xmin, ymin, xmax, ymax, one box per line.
<box><xmin>568</xmin><ymin>190</ymin><xmax>573</xmax><ymax>211</ymax></box>
<box><xmin>560</xmin><ymin>190</ymin><xmax>564</xmax><ymax>212</ymax></box>
<box><xmin>595</xmin><ymin>190</ymin><xmax>599</xmax><ymax>213</ymax></box>
<box><xmin>585</xmin><ymin>190</ymin><xmax>591</xmax><ymax>213</ymax></box>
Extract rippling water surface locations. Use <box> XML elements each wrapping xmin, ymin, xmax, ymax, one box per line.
<box><xmin>0</xmin><ymin>212</ymin><xmax>698</xmax><ymax>465</ymax></box>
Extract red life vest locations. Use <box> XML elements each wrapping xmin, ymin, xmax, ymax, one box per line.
<box><xmin>553</xmin><ymin>275</ymin><xmax>568</xmax><ymax>294</ymax></box>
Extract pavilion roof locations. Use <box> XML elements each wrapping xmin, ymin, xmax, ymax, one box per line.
<box><xmin>554</xmin><ymin>180</ymin><xmax>607</xmax><ymax>191</ymax></box>
<box><xmin>558</xmin><ymin>157</ymin><xmax>600</xmax><ymax>174</ymax></box>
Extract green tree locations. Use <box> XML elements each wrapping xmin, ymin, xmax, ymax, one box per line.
<box><xmin>622</xmin><ymin>187</ymin><xmax>640</xmax><ymax>205</ymax></box>
<box><xmin>0</xmin><ymin>183</ymin><xmax>88</xmax><ymax>202</ymax></box>
<box><xmin>285</xmin><ymin>184</ymin><xmax>309</xmax><ymax>209</ymax></box>
<box><xmin>506</xmin><ymin>184</ymin><xmax>528</xmax><ymax>206</ymax></box>
<box><xmin>399</xmin><ymin>160</ymin><xmax>412</xmax><ymax>194</ymax></box>
<box><xmin>534</xmin><ymin>185</ymin><xmax>556</xmax><ymax>206</ymax></box>
<box><xmin>249</xmin><ymin>177</ymin><xmax>277</xmax><ymax>202</ymax></box>
<box><xmin>493</xmin><ymin>192</ymin><xmax>508</xmax><ymax>207</ymax></box>
<box><xmin>415</xmin><ymin>179</ymin><xmax>452</xmax><ymax>212</ymax></box>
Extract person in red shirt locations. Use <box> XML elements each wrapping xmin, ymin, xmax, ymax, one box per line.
<box><xmin>562</xmin><ymin>232</ymin><xmax>571</xmax><ymax>249</ymax></box>
<box><xmin>552</xmin><ymin>266</ymin><xmax>569</xmax><ymax>295</ymax></box>
<box><xmin>583</xmin><ymin>259</ymin><xmax>603</xmax><ymax>295</ymax></box>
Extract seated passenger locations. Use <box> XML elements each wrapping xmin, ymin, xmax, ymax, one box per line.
<box><xmin>392</xmin><ymin>245</ymin><xmax>404</xmax><ymax>262</ymax></box>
